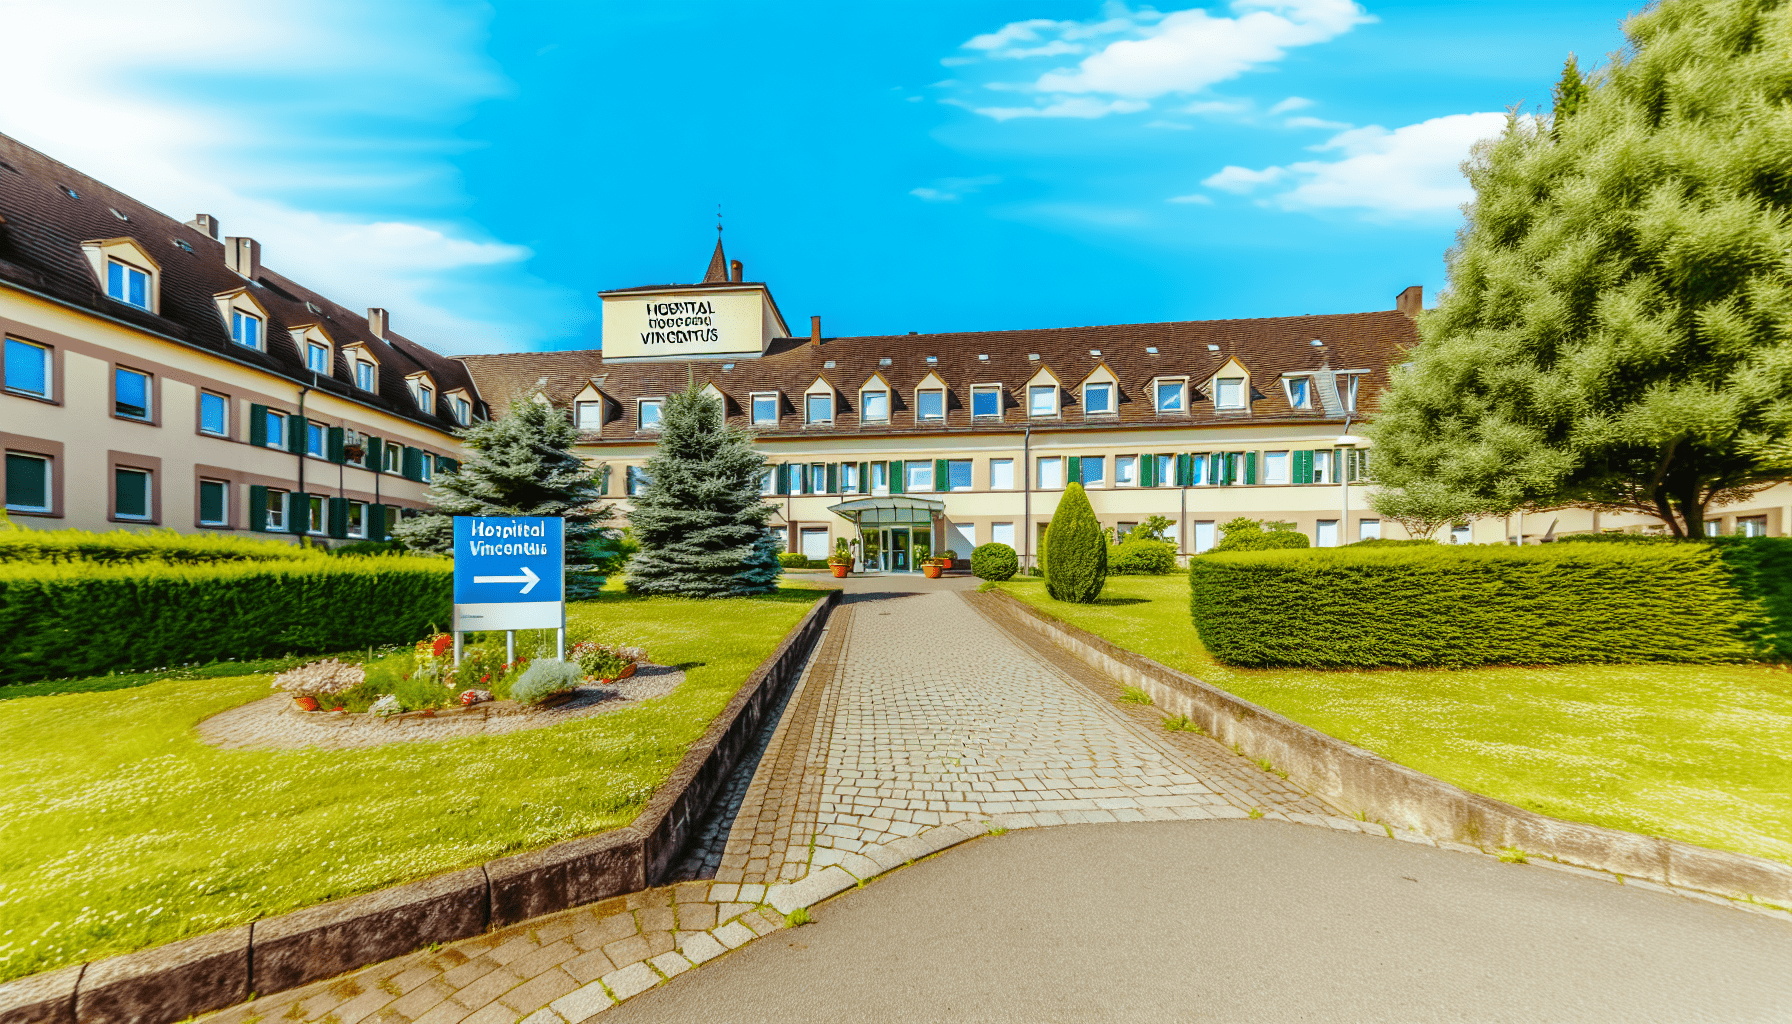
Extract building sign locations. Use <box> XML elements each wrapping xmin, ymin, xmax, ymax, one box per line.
<box><xmin>451</xmin><ymin>515</ymin><xmax>564</xmax><ymax>632</ymax></box>
<box><xmin>599</xmin><ymin>285</ymin><xmax>788</xmax><ymax>361</ymax></box>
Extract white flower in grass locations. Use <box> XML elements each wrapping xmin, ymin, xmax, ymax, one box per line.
<box><xmin>370</xmin><ymin>695</ymin><xmax>403</xmax><ymax>718</ymax></box>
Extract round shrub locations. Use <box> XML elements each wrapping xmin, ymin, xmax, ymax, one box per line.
<box><xmin>777</xmin><ymin>552</ymin><xmax>815</xmax><ymax>569</ymax></box>
<box><xmin>971</xmin><ymin>542</ymin><xmax>1019</xmax><ymax>581</ymax></box>
<box><xmin>1045</xmin><ymin>483</ymin><xmax>1107</xmax><ymax>603</ymax></box>
<box><xmin>1211</xmin><ymin>524</ymin><xmax>1311</xmax><ymax>554</ymax></box>
<box><xmin>509</xmin><ymin>659</ymin><xmax>585</xmax><ymax>705</ymax></box>
<box><xmin>1108</xmin><ymin>539</ymin><xmax>1177</xmax><ymax>575</ymax></box>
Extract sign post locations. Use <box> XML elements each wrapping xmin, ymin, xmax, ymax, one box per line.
<box><xmin>452</xmin><ymin>516</ymin><xmax>566</xmax><ymax>663</ymax></box>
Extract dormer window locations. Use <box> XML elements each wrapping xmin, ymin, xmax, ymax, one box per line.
<box><xmin>917</xmin><ymin>388</ymin><xmax>944</xmax><ymax>422</ymax></box>
<box><xmin>1154</xmin><ymin>378</ymin><xmax>1185</xmax><ymax>414</ymax></box>
<box><xmin>1284</xmin><ymin>376</ymin><xmax>1312</xmax><ymax>410</ymax></box>
<box><xmin>447</xmin><ymin>392</ymin><xmax>473</xmax><ymax>426</ymax></box>
<box><xmin>406</xmin><ymin>374</ymin><xmax>435</xmax><ymax>414</ymax></box>
<box><xmin>972</xmin><ymin>385</ymin><xmax>1001</xmax><ymax>419</ymax></box>
<box><xmin>232</xmin><ymin>310</ymin><xmax>263</xmax><ymax>350</ymax></box>
<box><xmin>638</xmin><ymin>398</ymin><xmax>663</xmax><ymax>430</ymax></box>
<box><xmin>806</xmin><ymin>393</ymin><xmax>833</xmax><ymax>424</ymax></box>
<box><xmin>859</xmin><ymin>377</ymin><xmax>891</xmax><ymax>422</ymax></box>
<box><xmin>1028</xmin><ymin>384</ymin><xmax>1057</xmax><ymax>418</ymax></box>
<box><xmin>576</xmin><ymin>400</ymin><xmax>603</xmax><ymax>429</ymax></box>
<box><xmin>107</xmin><ymin>259</ymin><xmax>151</xmax><ymax>310</ymax></box>
<box><xmin>1083</xmin><ymin>382</ymin><xmax>1114</xmax><ymax>416</ymax></box>
<box><xmin>1339</xmin><ymin>372</ymin><xmax>1363</xmax><ymax>412</ymax></box>
<box><xmin>355</xmin><ymin>359</ymin><xmax>376</xmax><ymax>391</ymax></box>
<box><xmin>1214</xmin><ymin>377</ymin><xmax>1246</xmax><ymax>409</ymax></box>
<box><xmin>751</xmin><ymin>392</ymin><xmax>778</xmax><ymax>425</ymax></box>
<box><xmin>306</xmin><ymin>342</ymin><xmax>330</xmax><ymax>375</ymax></box>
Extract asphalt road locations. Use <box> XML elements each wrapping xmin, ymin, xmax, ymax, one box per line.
<box><xmin>609</xmin><ymin>819</ymin><xmax>1792</xmax><ymax>1024</ymax></box>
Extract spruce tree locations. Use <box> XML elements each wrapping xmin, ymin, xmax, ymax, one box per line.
<box><xmin>1045</xmin><ymin>483</ymin><xmax>1107</xmax><ymax>603</ymax></box>
<box><xmin>626</xmin><ymin>380</ymin><xmax>780</xmax><ymax>597</ymax></box>
<box><xmin>394</xmin><ymin>396</ymin><xmax>615</xmax><ymax>597</ymax></box>
<box><xmin>1369</xmin><ymin>0</ymin><xmax>1792</xmax><ymax>538</ymax></box>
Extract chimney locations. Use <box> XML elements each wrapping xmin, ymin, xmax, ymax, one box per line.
<box><xmin>810</xmin><ymin>316</ymin><xmax>822</xmax><ymax>346</ymax></box>
<box><xmin>730</xmin><ymin>259</ymin><xmax>743</xmax><ymax>283</ymax></box>
<box><xmin>224</xmin><ymin>236</ymin><xmax>260</xmax><ymax>280</ymax></box>
<box><xmin>187</xmin><ymin>214</ymin><xmax>220</xmax><ymax>239</ymax></box>
<box><xmin>1396</xmin><ymin>285</ymin><xmax>1423</xmax><ymax>318</ymax></box>
<box><xmin>367</xmin><ymin>308</ymin><xmax>391</xmax><ymax>338</ymax></box>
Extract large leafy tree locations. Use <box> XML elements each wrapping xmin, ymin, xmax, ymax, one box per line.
<box><xmin>395</xmin><ymin>396</ymin><xmax>615</xmax><ymax>596</ymax></box>
<box><xmin>626</xmin><ymin>380</ymin><xmax>781</xmax><ymax>597</ymax></box>
<box><xmin>1369</xmin><ymin>0</ymin><xmax>1792</xmax><ymax>537</ymax></box>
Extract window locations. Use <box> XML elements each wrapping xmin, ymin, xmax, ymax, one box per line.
<box><xmin>1313</xmin><ymin>449</ymin><xmax>1334</xmax><ymax>485</ymax></box>
<box><xmin>419</xmin><ymin>454</ymin><xmax>433</xmax><ymax>483</ymax></box>
<box><xmin>1340</xmin><ymin>373</ymin><xmax>1362</xmax><ymax>412</ymax></box>
<box><xmin>990</xmin><ymin>458</ymin><xmax>1015</xmax><ymax>490</ymax></box>
<box><xmin>200</xmin><ymin>392</ymin><xmax>228</xmax><ymax>436</ymax></box>
<box><xmin>1083</xmin><ymin>382</ymin><xmax>1113</xmax><ymax>416</ymax></box>
<box><xmin>354</xmin><ymin>360</ymin><xmax>375</xmax><ymax>391</ymax></box>
<box><xmin>1264</xmin><ymin>451</ymin><xmax>1290</xmax><ymax>485</ymax></box>
<box><xmin>265</xmin><ymin>489</ymin><xmax>289</xmax><ymax>531</ymax></box>
<box><xmin>1028</xmin><ymin>385</ymin><xmax>1056</xmax><ymax>418</ymax></box>
<box><xmin>1036</xmin><ymin>456</ymin><xmax>1063</xmax><ymax>489</ymax></box>
<box><xmin>1450</xmin><ymin>524</ymin><xmax>1472</xmax><ymax>545</ymax></box>
<box><xmin>576</xmin><ymin>401</ymin><xmax>603</xmax><ymax>430</ymax></box>
<box><xmin>306</xmin><ymin>422</ymin><xmax>326</xmax><ymax>458</ymax></box>
<box><xmin>1155</xmin><ymin>380</ymin><xmax>1185</xmax><ymax>413</ymax></box>
<box><xmin>306</xmin><ymin>343</ymin><xmax>330</xmax><ymax>374</ymax></box>
<box><xmin>1315</xmin><ymin>520</ymin><xmax>1339</xmax><ymax>547</ymax></box>
<box><xmin>759</xmin><ymin>468</ymin><xmax>776</xmax><ymax>495</ymax></box>
<box><xmin>231</xmin><ymin>310</ymin><xmax>262</xmax><ymax>350</ymax></box>
<box><xmin>115</xmin><ymin>367</ymin><xmax>151</xmax><ymax>420</ymax></box>
<box><xmin>947</xmin><ymin>459</ymin><xmax>972</xmax><ymax>491</ymax></box>
<box><xmin>917</xmin><ymin>389</ymin><xmax>944</xmax><ymax>421</ymax></box>
<box><xmin>972</xmin><ymin>386</ymin><xmax>1001</xmax><ymax>418</ymax></box>
<box><xmin>1115</xmin><ymin>455</ymin><xmax>1137</xmax><ymax>487</ymax></box>
<box><xmin>381</xmin><ymin>441</ymin><xmax>400</xmax><ymax>473</ymax></box>
<box><xmin>1081</xmin><ymin>456</ymin><xmax>1106</xmax><ymax>487</ymax></box>
<box><xmin>265</xmin><ymin>408</ymin><xmax>286</xmax><ymax>450</ymax></box>
<box><xmin>1738</xmin><ymin>515</ymin><xmax>1768</xmax><ymax>538</ymax></box>
<box><xmin>861</xmin><ymin>390</ymin><xmax>889</xmax><ymax>422</ymax></box>
<box><xmin>413</xmin><ymin>382</ymin><xmax>433</xmax><ymax>414</ymax></box>
<box><xmin>346</xmin><ymin>501</ymin><xmax>367</xmax><ymax>539</ymax></box>
<box><xmin>806</xmin><ymin>394</ymin><xmax>832</xmax><ymax>424</ymax></box>
<box><xmin>114</xmin><ymin>467</ymin><xmax>152</xmax><ymax>520</ymax></box>
<box><xmin>198</xmin><ymin>479</ymin><xmax>228</xmax><ymax>526</ymax></box>
<box><xmin>1194</xmin><ymin>521</ymin><xmax>1217</xmax><ymax>553</ymax></box>
<box><xmin>905</xmin><ymin>460</ymin><xmax>934</xmax><ymax>492</ymax></box>
<box><xmin>627</xmin><ymin>465</ymin><xmax>650</xmax><ymax>496</ymax></box>
<box><xmin>1705</xmin><ymin>520</ymin><xmax>1726</xmax><ymax>538</ymax></box>
<box><xmin>1359</xmin><ymin>519</ymin><xmax>1381</xmax><ymax>541</ymax></box>
<box><xmin>4</xmin><ymin>338</ymin><xmax>49</xmax><ymax>398</ymax></box>
<box><xmin>451</xmin><ymin>396</ymin><xmax>471</xmax><ymax>426</ymax></box>
<box><xmin>991</xmin><ymin>522</ymin><xmax>1015</xmax><ymax>549</ymax></box>
<box><xmin>1156</xmin><ymin>454</ymin><xmax>1176</xmax><ymax>487</ymax></box>
<box><xmin>106</xmin><ymin>259</ymin><xmax>150</xmax><ymax>309</ymax></box>
<box><xmin>638</xmin><ymin>399</ymin><xmax>663</xmax><ymax>430</ymax></box>
<box><xmin>306</xmin><ymin>495</ymin><xmax>326</xmax><ymax>534</ymax></box>
<box><xmin>4</xmin><ymin>453</ymin><xmax>51</xmax><ymax>513</ymax></box>
<box><xmin>810</xmin><ymin>463</ymin><xmax>826</xmax><ymax>494</ymax></box>
<box><xmin>1285</xmin><ymin>376</ymin><xmax>1312</xmax><ymax>409</ymax></box>
<box><xmin>752</xmin><ymin>393</ymin><xmax>778</xmax><ymax>425</ymax></box>
<box><xmin>1214</xmin><ymin>377</ymin><xmax>1245</xmax><ymax>409</ymax></box>
<box><xmin>841</xmin><ymin>462</ymin><xmax>860</xmax><ymax>493</ymax></box>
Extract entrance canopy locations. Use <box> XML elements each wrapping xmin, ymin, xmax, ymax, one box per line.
<box><xmin>826</xmin><ymin>496</ymin><xmax>944</xmax><ymax>528</ymax></box>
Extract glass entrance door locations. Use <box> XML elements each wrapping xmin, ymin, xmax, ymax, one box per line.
<box><xmin>889</xmin><ymin>527</ymin><xmax>910</xmax><ymax>571</ymax></box>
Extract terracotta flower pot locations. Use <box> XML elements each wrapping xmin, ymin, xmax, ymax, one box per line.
<box><xmin>617</xmin><ymin>662</ymin><xmax>638</xmax><ymax>681</ymax></box>
<box><xmin>293</xmin><ymin>696</ymin><xmax>319</xmax><ymax>712</ymax></box>
<box><xmin>922</xmin><ymin>563</ymin><xmax>943</xmax><ymax>579</ymax></box>
<box><xmin>830</xmin><ymin>563</ymin><xmax>850</xmax><ymax>578</ymax></box>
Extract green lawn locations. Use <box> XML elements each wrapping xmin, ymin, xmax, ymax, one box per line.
<box><xmin>998</xmin><ymin>575</ymin><xmax>1792</xmax><ymax>866</ymax></box>
<box><xmin>0</xmin><ymin>588</ymin><xmax>821</xmax><ymax>983</ymax></box>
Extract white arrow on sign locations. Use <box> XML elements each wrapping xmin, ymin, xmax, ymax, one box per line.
<box><xmin>473</xmin><ymin>565</ymin><xmax>540</xmax><ymax>595</ymax></box>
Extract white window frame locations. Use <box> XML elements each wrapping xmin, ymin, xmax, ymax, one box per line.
<box><xmin>1082</xmin><ymin>382</ymin><xmax>1115</xmax><ymax>417</ymax></box>
<box><xmin>1214</xmin><ymin>377</ymin><xmax>1246</xmax><ymax>409</ymax></box>
<box><xmin>1264</xmin><ymin>451</ymin><xmax>1290</xmax><ymax>486</ymax></box>
<box><xmin>4</xmin><ymin>452</ymin><xmax>52</xmax><ymax>513</ymax></box>
<box><xmin>381</xmin><ymin>442</ymin><xmax>401</xmax><ymax>473</ymax></box>
<box><xmin>1450</xmin><ymin>524</ymin><xmax>1472</xmax><ymax>545</ymax></box>
<box><xmin>420</xmin><ymin>454</ymin><xmax>434</xmax><ymax>483</ymax></box>
<box><xmin>450</xmin><ymin>395</ymin><xmax>472</xmax><ymax>426</ymax></box>
<box><xmin>991</xmin><ymin>522</ymin><xmax>1016</xmax><ymax>549</ymax></box>
<box><xmin>346</xmin><ymin>500</ymin><xmax>368</xmax><ymax>539</ymax></box>
<box><xmin>576</xmin><ymin>401</ymin><xmax>603</xmax><ymax>430</ymax></box>
<box><xmin>990</xmin><ymin>458</ymin><xmax>1015</xmax><ymax>490</ymax></box>
<box><xmin>114</xmin><ymin>466</ymin><xmax>153</xmax><ymax>521</ymax></box>
<box><xmin>354</xmin><ymin>359</ymin><xmax>376</xmax><ymax>391</ymax></box>
<box><xmin>231</xmin><ymin>309</ymin><xmax>263</xmax><ymax>351</ymax></box>
<box><xmin>871</xmin><ymin>461</ymin><xmax>889</xmax><ymax>495</ymax></box>
<box><xmin>199</xmin><ymin>391</ymin><xmax>229</xmax><ymax>437</ymax></box>
<box><xmin>758</xmin><ymin>467</ymin><xmax>776</xmax><ymax>495</ymax></box>
<box><xmin>305</xmin><ymin>494</ymin><xmax>326</xmax><ymax>535</ymax></box>
<box><xmin>1028</xmin><ymin>385</ymin><xmax>1058</xmax><ymax>418</ymax></box>
<box><xmin>1315</xmin><ymin>519</ymin><xmax>1339</xmax><ymax>547</ymax></box>
<box><xmin>1115</xmin><ymin>455</ymin><xmax>1138</xmax><ymax>487</ymax></box>
<box><xmin>1283</xmin><ymin>375</ymin><xmax>1313</xmax><ymax>410</ymax></box>
<box><xmin>1340</xmin><ymin>372</ymin><xmax>1363</xmax><ymax>412</ymax></box>
<box><xmin>106</xmin><ymin>258</ymin><xmax>152</xmax><ymax>310</ymax></box>
<box><xmin>306</xmin><ymin>421</ymin><xmax>327</xmax><ymax>459</ymax></box>
<box><xmin>114</xmin><ymin>366</ymin><xmax>152</xmax><ymax>421</ymax></box>
<box><xmin>638</xmin><ymin>398</ymin><xmax>664</xmax><ymax>431</ymax></box>
<box><xmin>265</xmin><ymin>488</ymin><xmax>289</xmax><ymax>531</ymax></box>
<box><xmin>1194</xmin><ymin>521</ymin><xmax>1217</xmax><ymax>553</ymax></box>
<box><xmin>946</xmin><ymin>459</ymin><xmax>973</xmax><ymax>492</ymax></box>
<box><xmin>306</xmin><ymin>342</ymin><xmax>331</xmax><ymax>375</ymax></box>
<box><xmin>916</xmin><ymin>388</ymin><xmax>945</xmax><ymax>422</ymax></box>
<box><xmin>805</xmin><ymin>393</ymin><xmax>833</xmax><ymax>425</ymax></box>
<box><xmin>198</xmin><ymin>478</ymin><xmax>229</xmax><ymax>527</ymax></box>
<box><xmin>1036</xmin><ymin>456</ymin><xmax>1063</xmax><ymax>489</ymax></box>
<box><xmin>1082</xmin><ymin>455</ymin><xmax>1106</xmax><ymax>488</ymax></box>
<box><xmin>905</xmin><ymin>460</ymin><xmax>935</xmax><ymax>492</ymax></box>
<box><xmin>4</xmin><ymin>338</ymin><xmax>51</xmax><ymax>399</ymax></box>
<box><xmin>1154</xmin><ymin>378</ymin><xmax>1186</xmax><ymax>414</ymax></box>
<box><xmin>971</xmin><ymin>384</ymin><xmax>1002</xmax><ymax>419</ymax></box>
<box><xmin>414</xmin><ymin>382</ymin><xmax>433</xmax><ymax>414</ymax></box>
<box><xmin>751</xmin><ymin>392</ymin><xmax>779</xmax><ymax>425</ymax></box>
<box><xmin>841</xmin><ymin>462</ymin><xmax>860</xmax><ymax>493</ymax></box>
<box><xmin>1359</xmin><ymin>519</ymin><xmax>1381</xmax><ymax>541</ymax></box>
<box><xmin>860</xmin><ymin>389</ymin><xmax>889</xmax><ymax>422</ymax></box>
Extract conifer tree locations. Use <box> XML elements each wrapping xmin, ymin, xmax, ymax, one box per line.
<box><xmin>1369</xmin><ymin>0</ymin><xmax>1792</xmax><ymax>537</ymax></box>
<box><xmin>394</xmin><ymin>396</ymin><xmax>615</xmax><ymax>596</ymax></box>
<box><xmin>626</xmin><ymin>380</ymin><xmax>780</xmax><ymax>597</ymax></box>
<box><xmin>1045</xmin><ymin>482</ymin><xmax>1107</xmax><ymax>603</ymax></box>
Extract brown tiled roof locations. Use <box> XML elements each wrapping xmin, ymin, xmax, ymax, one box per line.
<box><xmin>0</xmin><ymin>132</ymin><xmax>486</xmax><ymax>433</ymax></box>
<box><xmin>462</xmin><ymin>306</ymin><xmax>1416</xmax><ymax>442</ymax></box>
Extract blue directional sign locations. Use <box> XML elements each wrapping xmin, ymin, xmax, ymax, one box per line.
<box><xmin>452</xmin><ymin>516</ymin><xmax>565</xmax><ymax>632</ymax></box>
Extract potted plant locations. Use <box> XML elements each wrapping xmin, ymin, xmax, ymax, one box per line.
<box><xmin>916</xmin><ymin>543</ymin><xmax>942</xmax><ymax>578</ymax></box>
<box><xmin>862</xmin><ymin>536</ymin><xmax>880</xmax><ymax>571</ymax></box>
<box><xmin>828</xmin><ymin>536</ymin><xmax>858</xmax><ymax>578</ymax></box>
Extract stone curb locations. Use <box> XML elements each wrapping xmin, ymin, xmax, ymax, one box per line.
<box><xmin>976</xmin><ymin>589</ymin><xmax>1792</xmax><ymax>911</ymax></box>
<box><xmin>0</xmin><ymin>589</ymin><xmax>842</xmax><ymax>1024</ymax></box>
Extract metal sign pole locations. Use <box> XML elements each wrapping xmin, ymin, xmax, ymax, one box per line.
<box><xmin>453</xmin><ymin>631</ymin><xmax>462</xmax><ymax>667</ymax></box>
<box><xmin>506</xmin><ymin>630</ymin><xmax>514</xmax><ymax>665</ymax></box>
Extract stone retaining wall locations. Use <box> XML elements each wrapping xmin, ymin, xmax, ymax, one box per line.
<box><xmin>0</xmin><ymin>590</ymin><xmax>840</xmax><ymax>1024</ymax></box>
<box><xmin>980</xmin><ymin>589</ymin><xmax>1792</xmax><ymax>908</ymax></box>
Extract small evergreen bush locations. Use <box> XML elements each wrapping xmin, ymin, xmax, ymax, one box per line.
<box><xmin>1108</xmin><ymin>539</ymin><xmax>1177</xmax><ymax>575</ymax></box>
<box><xmin>1210</xmin><ymin>518</ymin><xmax>1310</xmax><ymax>554</ymax></box>
<box><xmin>971</xmin><ymin>542</ymin><xmax>1019</xmax><ymax>581</ymax></box>
<box><xmin>509</xmin><ymin>659</ymin><xmax>584</xmax><ymax>705</ymax></box>
<box><xmin>777</xmin><ymin>552</ymin><xmax>817</xmax><ymax>569</ymax></box>
<box><xmin>1045</xmin><ymin>483</ymin><xmax>1106</xmax><ymax>603</ymax></box>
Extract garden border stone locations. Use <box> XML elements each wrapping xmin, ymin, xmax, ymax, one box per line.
<box><xmin>0</xmin><ymin>588</ymin><xmax>839</xmax><ymax>1024</ymax></box>
<box><xmin>979</xmin><ymin>588</ymin><xmax>1792</xmax><ymax>908</ymax></box>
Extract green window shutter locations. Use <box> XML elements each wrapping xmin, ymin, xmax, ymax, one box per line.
<box><xmin>442</xmin><ymin>457</ymin><xmax>460</xmax><ymax>475</ymax></box>
<box><xmin>775</xmin><ymin>464</ymin><xmax>788</xmax><ymax>495</ymax></box>
<box><xmin>1068</xmin><ymin>455</ymin><xmax>1082</xmax><ymax>484</ymax></box>
<box><xmin>249</xmin><ymin>405</ymin><xmax>268</xmax><ymax>447</ymax></box>
<box><xmin>800</xmin><ymin>465</ymin><xmax>813</xmax><ymax>495</ymax></box>
<box><xmin>328</xmin><ymin>426</ymin><xmax>345</xmax><ymax>464</ymax></box>
<box><xmin>402</xmin><ymin>447</ymin><xmax>423</xmax><ymax>481</ymax></box>
<box><xmin>327</xmin><ymin>497</ymin><xmax>349</xmax><ymax>539</ymax></box>
<box><xmin>366</xmin><ymin>436</ymin><xmax>382</xmax><ymax>468</ymax></box>
<box><xmin>1141</xmin><ymin>454</ymin><xmax>1156</xmax><ymax>488</ymax></box>
<box><xmin>826</xmin><ymin>463</ymin><xmax>838</xmax><ymax>494</ymax></box>
<box><xmin>287</xmin><ymin>414</ymin><xmax>305</xmax><ymax>454</ymax></box>
<box><xmin>934</xmin><ymin>459</ymin><xmax>948</xmax><ymax>490</ymax></box>
<box><xmin>368</xmin><ymin>504</ymin><xmax>386</xmax><ymax>541</ymax></box>
<box><xmin>1293</xmin><ymin>449</ymin><xmax>1311</xmax><ymax>483</ymax></box>
<box><xmin>858</xmin><ymin>462</ymin><xmax>870</xmax><ymax>494</ymax></box>
<box><xmin>890</xmin><ymin>460</ymin><xmax>905</xmax><ymax>494</ymax></box>
<box><xmin>248</xmin><ymin>485</ymin><xmax>268</xmax><ymax>532</ymax></box>
<box><xmin>1244</xmin><ymin>451</ymin><xmax>1258</xmax><ymax>486</ymax></box>
<box><xmin>1174</xmin><ymin>454</ymin><xmax>1189</xmax><ymax>486</ymax></box>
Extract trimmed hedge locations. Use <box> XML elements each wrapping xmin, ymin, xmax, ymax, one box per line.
<box><xmin>1108</xmin><ymin>539</ymin><xmax>1177</xmax><ymax>575</ymax></box>
<box><xmin>1188</xmin><ymin>543</ymin><xmax>1766</xmax><ymax>668</ymax></box>
<box><xmin>1711</xmin><ymin>536</ymin><xmax>1792</xmax><ymax>661</ymax></box>
<box><xmin>1045</xmin><ymin>483</ymin><xmax>1106</xmax><ymax>603</ymax></box>
<box><xmin>972</xmin><ymin>542</ymin><xmax>1019</xmax><ymax>581</ymax></box>
<box><xmin>0</xmin><ymin>528</ymin><xmax>319</xmax><ymax>566</ymax></box>
<box><xmin>777</xmin><ymin>552</ymin><xmax>819</xmax><ymax>569</ymax></box>
<box><xmin>0</xmin><ymin>559</ymin><xmax>451</xmax><ymax>684</ymax></box>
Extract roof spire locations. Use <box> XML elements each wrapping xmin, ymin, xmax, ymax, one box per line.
<box><xmin>702</xmin><ymin>205</ymin><xmax>728</xmax><ymax>283</ymax></box>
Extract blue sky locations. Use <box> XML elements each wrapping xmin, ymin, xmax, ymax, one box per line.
<box><xmin>3</xmin><ymin>1</ymin><xmax>1631</xmax><ymax>353</ymax></box>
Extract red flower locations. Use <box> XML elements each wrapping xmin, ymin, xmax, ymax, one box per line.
<box><xmin>430</xmin><ymin>634</ymin><xmax>454</xmax><ymax>657</ymax></box>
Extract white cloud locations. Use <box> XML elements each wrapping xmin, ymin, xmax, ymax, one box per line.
<box><xmin>910</xmin><ymin>175</ymin><xmax>1003</xmax><ymax>202</ymax></box>
<box><xmin>0</xmin><ymin>0</ymin><xmax>578</xmax><ymax>352</ymax></box>
<box><xmin>1181</xmin><ymin>98</ymin><xmax>1253</xmax><ymax>116</ymax></box>
<box><xmin>1284</xmin><ymin>115</ymin><xmax>1353</xmax><ymax>130</ymax></box>
<box><xmin>1202</xmin><ymin>165</ymin><xmax>1289</xmax><ymax>193</ymax></box>
<box><xmin>973</xmin><ymin>99</ymin><xmax>1151</xmax><ymax>121</ymax></box>
<box><xmin>1168</xmin><ymin>193</ymin><xmax>1214</xmax><ymax>204</ymax></box>
<box><xmin>1268</xmin><ymin>96</ymin><xmax>1314</xmax><ymax>114</ymax></box>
